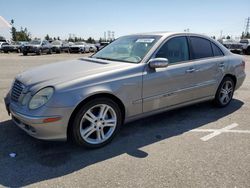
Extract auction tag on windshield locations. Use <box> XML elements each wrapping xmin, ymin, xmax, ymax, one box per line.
<box><xmin>136</xmin><ymin>39</ymin><xmax>155</xmax><ymax>43</ymax></box>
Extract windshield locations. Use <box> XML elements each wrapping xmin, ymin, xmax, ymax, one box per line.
<box><xmin>29</xmin><ymin>40</ymin><xmax>41</xmax><ymax>45</ymax></box>
<box><xmin>92</xmin><ymin>35</ymin><xmax>161</xmax><ymax>63</ymax></box>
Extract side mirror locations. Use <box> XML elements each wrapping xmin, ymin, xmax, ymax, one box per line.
<box><xmin>149</xmin><ymin>58</ymin><xmax>169</xmax><ymax>69</ymax></box>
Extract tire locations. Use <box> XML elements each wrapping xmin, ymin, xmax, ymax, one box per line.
<box><xmin>23</xmin><ymin>52</ymin><xmax>27</xmax><ymax>56</ymax></box>
<box><xmin>4</xmin><ymin>50</ymin><xmax>8</xmax><ymax>53</ymax></box>
<box><xmin>36</xmin><ymin>49</ymin><xmax>41</xmax><ymax>55</ymax></box>
<box><xmin>246</xmin><ymin>46</ymin><xmax>250</xmax><ymax>55</ymax></box>
<box><xmin>70</xmin><ymin>98</ymin><xmax>122</xmax><ymax>148</ymax></box>
<box><xmin>47</xmin><ymin>49</ymin><xmax>52</xmax><ymax>54</ymax></box>
<box><xmin>214</xmin><ymin>77</ymin><xmax>235</xmax><ymax>107</ymax></box>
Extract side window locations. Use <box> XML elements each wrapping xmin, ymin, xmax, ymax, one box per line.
<box><xmin>211</xmin><ymin>42</ymin><xmax>224</xmax><ymax>57</ymax></box>
<box><xmin>155</xmin><ymin>36</ymin><xmax>189</xmax><ymax>64</ymax></box>
<box><xmin>190</xmin><ymin>37</ymin><xmax>213</xmax><ymax>59</ymax></box>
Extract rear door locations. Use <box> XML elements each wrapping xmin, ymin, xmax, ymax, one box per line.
<box><xmin>142</xmin><ymin>36</ymin><xmax>198</xmax><ymax>113</ymax></box>
<box><xmin>188</xmin><ymin>36</ymin><xmax>225</xmax><ymax>98</ymax></box>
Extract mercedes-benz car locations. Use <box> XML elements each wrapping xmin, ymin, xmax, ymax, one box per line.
<box><xmin>69</xmin><ymin>42</ymin><xmax>90</xmax><ymax>53</ymax></box>
<box><xmin>1</xmin><ymin>41</ymin><xmax>22</xmax><ymax>53</ymax></box>
<box><xmin>22</xmin><ymin>40</ymin><xmax>52</xmax><ymax>55</ymax></box>
<box><xmin>51</xmin><ymin>40</ymin><xmax>72</xmax><ymax>53</ymax></box>
<box><xmin>4</xmin><ymin>32</ymin><xmax>246</xmax><ymax>148</ymax></box>
<box><xmin>218</xmin><ymin>39</ymin><xmax>243</xmax><ymax>54</ymax></box>
<box><xmin>240</xmin><ymin>39</ymin><xmax>250</xmax><ymax>55</ymax></box>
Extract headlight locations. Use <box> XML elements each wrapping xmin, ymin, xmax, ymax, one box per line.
<box><xmin>29</xmin><ymin>87</ymin><xmax>54</xmax><ymax>110</ymax></box>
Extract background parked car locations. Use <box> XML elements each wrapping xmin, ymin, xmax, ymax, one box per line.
<box><xmin>218</xmin><ymin>39</ymin><xmax>243</xmax><ymax>54</ymax></box>
<box><xmin>69</xmin><ymin>42</ymin><xmax>90</xmax><ymax>53</ymax></box>
<box><xmin>1</xmin><ymin>41</ymin><xmax>22</xmax><ymax>53</ymax></box>
<box><xmin>240</xmin><ymin>39</ymin><xmax>250</xmax><ymax>55</ymax></box>
<box><xmin>22</xmin><ymin>40</ymin><xmax>52</xmax><ymax>55</ymax></box>
<box><xmin>99</xmin><ymin>41</ymin><xmax>110</xmax><ymax>50</ymax></box>
<box><xmin>0</xmin><ymin>42</ymin><xmax>9</xmax><ymax>52</ymax></box>
<box><xmin>88</xmin><ymin>43</ymin><xmax>97</xmax><ymax>52</ymax></box>
<box><xmin>51</xmin><ymin>40</ymin><xmax>72</xmax><ymax>53</ymax></box>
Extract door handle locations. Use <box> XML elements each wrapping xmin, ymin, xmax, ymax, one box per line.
<box><xmin>218</xmin><ymin>62</ymin><xmax>225</xmax><ymax>68</ymax></box>
<box><xmin>186</xmin><ymin>68</ymin><xmax>196</xmax><ymax>73</ymax></box>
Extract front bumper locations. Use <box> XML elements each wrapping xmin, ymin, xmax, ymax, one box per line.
<box><xmin>4</xmin><ymin>95</ymin><xmax>73</xmax><ymax>141</ymax></box>
<box><xmin>22</xmin><ymin>47</ymin><xmax>39</xmax><ymax>53</ymax></box>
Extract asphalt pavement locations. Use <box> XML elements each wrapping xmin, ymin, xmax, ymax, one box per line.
<box><xmin>0</xmin><ymin>53</ymin><xmax>249</xmax><ymax>188</ymax></box>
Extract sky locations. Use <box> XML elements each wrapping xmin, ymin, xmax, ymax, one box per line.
<box><xmin>0</xmin><ymin>0</ymin><xmax>250</xmax><ymax>40</ymax></box>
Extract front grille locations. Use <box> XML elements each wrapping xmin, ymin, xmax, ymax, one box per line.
<box><xmin>11</xmin><ymin>80</ymin><xmax>25</xmax><ymax>102</ymax></box>
<box><xmin>71</xmin><ymin>47</ymin><xmax>80</xmax><ymax>51</ymax></box>
<box><xmin>231</xmin><ymin>44</ymin><xmax>242</xmax><ymax>49</ymax></box>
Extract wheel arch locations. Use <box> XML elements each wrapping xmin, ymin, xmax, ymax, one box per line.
<box><xmin>224</xmin><ymin>74</ymin><xmax>237</xmax><ymax>86</ymax></box>
<box><xmin>67</xmin><ymin>92</ymin><xmax>126</xmax><ymax>139</ymax></box>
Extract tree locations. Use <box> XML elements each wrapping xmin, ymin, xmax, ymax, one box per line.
<box><xmin>226</xmin><ymin>35</ymin><xmax>230</xmax><ymax>39</ymax></box>
<box><xmin>241</xmin><ymin>32</ymin><xmax>250</xmax><ymax>39</ymax></box>
<box><xmin>57</xmin><ymin>36</ymin><xmax>60</xmax><ymax>40</ymax></box>
<box><xmin>11</xmin><ymin>19</ymin><xmax>17</xmax><ymax>41</ymax></box>
<box><xmin>45</xmin><ymin>34</ymin><xmax>50</xmax><ymax>40</ymax></box>
<box><xmin>0</xmin><ymin>35</ymin><xmax>6</xmax><ymax>41</ymax></box>
<box><xmin>16</xmin><ymin>27</ymin><xmax>31</xmax><ymax>41</ymax></box>
<box><xmin>86</xmin><ymin>37</ymin><xmax>95</xmax><ymax>43</ymax></box>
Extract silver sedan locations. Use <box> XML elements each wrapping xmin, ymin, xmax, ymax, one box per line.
<box><xmin>4</xmin><ymin>32</ymin><xmax>246</xmax><ymax>148</ymax></box>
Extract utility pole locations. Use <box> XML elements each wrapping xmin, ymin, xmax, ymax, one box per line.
<box><xmin>104</xmin><ymin>32</ymin><xmax>106</xmax><ymax>41</ymax></box>
<box><xmin>245</xmin><ymin>17</ymin><xmax>250</xmax><ymax>35</ymax></box>
<box><xmin>220</xmin><ymin>30</ymin><xmax>223</xmax><ymax>39</ymax></box>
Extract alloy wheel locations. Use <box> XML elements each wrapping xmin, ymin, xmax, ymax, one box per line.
<box><xmin>219</xmin><ymin>80</ymin><xmax>234</xmax><ymax>105</ymax></box>
<box><xmin>79</xmin><ymin>104</ymin><xmax>117</xmax><ymax>144</ymax></box>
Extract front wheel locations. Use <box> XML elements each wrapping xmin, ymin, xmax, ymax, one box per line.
<box><xmin>70</xmin><ymin>98</ymin><xmax>122</xmax><ymax>148</ymax></box>
<box><xmin>214</xmin><ymin>77</ymin><xmax>235</xmax><ymax>107</ymax></box>
<box><xmin>47</xmin><ymin>49</ymin><xmax>52</xmax><ymax>54</ymax></box>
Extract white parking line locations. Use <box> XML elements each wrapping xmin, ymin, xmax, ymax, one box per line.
<box><xmin>189</xmin><ymin>123</ymin><xmax>250</xmax><ymax>141</ymax></box>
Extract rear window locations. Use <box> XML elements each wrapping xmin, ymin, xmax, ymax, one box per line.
<box><xmin>211</xmin><ymin>43</ymin><xmax>224</xmax><ymax>57</ymax></box>
<box><xmin>190</xmin><ymin>37</ymin><xmax>213</xmax><ymax>59</ymax></box>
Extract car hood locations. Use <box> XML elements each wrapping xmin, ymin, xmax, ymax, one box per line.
<box><xmin>16</xmin><ymin>58</ymin><xmax>137</xmax><ymax>92</ymax></box>
<box><xmin>71</xmin><ymin>45</ymin><xmax>84</xmax><ymax>47</ymax></box>
<box><xmin>24</xmin><ymin>44</ymin><xmax>40</xmax><ymax>47</ymax></box>
<box><xmin>52</xmin><ymin>44</ymin><xmax>61</xmax><ymax>47</ymax></box>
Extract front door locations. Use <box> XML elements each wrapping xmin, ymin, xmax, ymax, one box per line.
<box><xmin>142</xmin><ymin>36</ymin><xmax>197</xmax><ymax>113</ymax></box>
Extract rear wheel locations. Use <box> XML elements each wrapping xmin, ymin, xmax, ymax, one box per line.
<box><xmin>214</xmin><ymin>77</ymin><xmax>235</xmax><ymax>107</ymax></box>
<box><xmin>70</xmin><ymin>98</ymin><xmax>122</xmax><ymax>148</ymax></box>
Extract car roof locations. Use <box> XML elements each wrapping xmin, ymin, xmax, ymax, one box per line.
<box><xmin>125</xmin><ymin>31</ymin><xmax>212</xmax><ymax>39</ymax></box>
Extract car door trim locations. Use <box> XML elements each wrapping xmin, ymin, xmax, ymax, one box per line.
<box><xmin>143</xmin><ymin>80</ymin><xmax>217</xmax><ymax>102</ymax></box>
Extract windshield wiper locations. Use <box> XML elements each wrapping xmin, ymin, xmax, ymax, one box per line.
<box><xmin>93</xmin><ymin>57</ymin><xmax>117</xmax><ymax>61</ymax></box>
<box><xmin>93</xmin><ymin>57</ymin><xmax>135</xmax><ymax>63</ymax></box>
